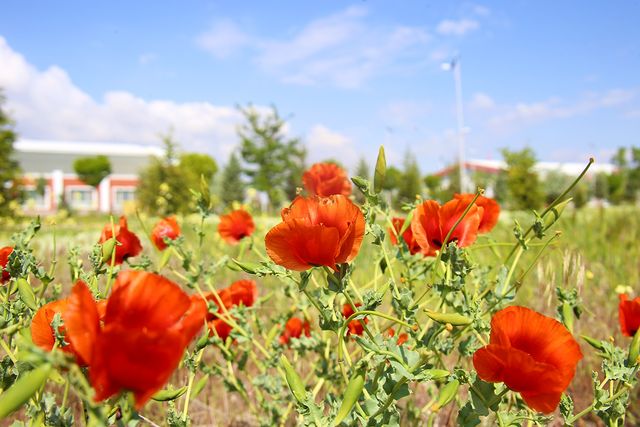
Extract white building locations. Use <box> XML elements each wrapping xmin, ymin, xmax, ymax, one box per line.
<box><xmin>16</xmin><ymin>139</ymin><xmax>163</xmax><ymax>213</ymax></box>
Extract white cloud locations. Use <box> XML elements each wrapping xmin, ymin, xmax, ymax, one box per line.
<box><xmin>306</xmin><ymin>124</ymin><xmax>358</xmax><ymax>165</ymax></box>
<box><xmin>488</xmin><ymin>89</ymin><xmax>637</xmax><ymax>128</ymax></box>
<box><xmin>472</xmin><ymin>5</ymin><xmax>491</xmax><ymax>16</ymax></box>
<box><xmin>0</xmin><ymin>36</ymin><xmax>246</xmax><ymax>160</ymax></box>
<box><xmin>436</xmin><ymin>19</ymin><xmax>479</xmax><ymax>36</ymax></box>
<box><xmin>469</xmin><ymin>92</ymin><xmax>495</xmax><ymax>110</ymax></box>
<box><xmin>196</xmin><ymin>19</ymin><xmax>252</xmax><ymax>59</ymax></box>
<box><xmin>625</xmin><ymin>109</ymin><xmax>640</xmax><ymax>119</ymax></box>
<box><xmin>380</xmin><ymin>101</ymin><xmax>431</xmax><ymax>127</ymax></box>
<box><xmin>197</xmin><ymin>7</ymin><xmax>430</xmax><ymax>88</ymax></box>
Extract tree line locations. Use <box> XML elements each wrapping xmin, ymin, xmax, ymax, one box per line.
<box><xmin>0</xmin><ymin>91</ymin><xmax>637</xmax><ymax>216</ymax></box>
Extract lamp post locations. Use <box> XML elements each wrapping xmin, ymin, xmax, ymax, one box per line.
<box><xmin>441</xmin><ymin>56</ymin><xmax>468</xmax><ymax>193</ymax></box>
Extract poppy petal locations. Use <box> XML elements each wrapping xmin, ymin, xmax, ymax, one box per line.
<box><xmin>65</xmin><ymin>281</ymin><xmax>100</xmax><ymax>366</ymax></box>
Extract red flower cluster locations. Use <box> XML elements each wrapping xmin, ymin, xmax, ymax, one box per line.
<box><xmin>302</xmin><ymin>162</ymin><xmax>352</xmax><ymax>197</ymax></box>
<box><xmin>389</xmin><ymin>217</ymin><xmax>434</xmax><ymax>256</ymax></box>
<box><xmin>342</xmin><ymin>303</ymin><xmax>368</xmax><ymax>336</ymax></box>
<box><xmin>0</xmin><ymin>246</ymin><xmax>13</xmax><ymax>283</ymax></box>
<box><xmin>32</xmin><ymin>271</ymin><xmax>205</xmax><ymax>408</ymax></box>
<box><xmin>280</xmin><ymin>317</ymin><xmax>311</xmax><ymax>345</ymax></box>
<box><xmin>98</xmin><ymin>216</ymin><xmax>142</xmax><ymax>264</ymax></box>
<box><xmin>218</xmin><ymin>209</ymin><xmax>255</xmax><ymax>244</ymax></box>
<box><xmin>619</xmin><ymin>294</ymin><xmax>640</xmax><ymax>337</ymax></box>
<box><xmin>151</xmin><ymin>216</ymin><xmax>181</xmax><ymax>250</ymax></box>
<box><xmin>410</xmin><ymin>194</ymin><xmax>500</xmax><ymax>255</ymax></box>
<box><xmin>473</xmin><ymin>306</ymin><xmax>582</xmax><ymax>413</ymax></box>
<box><xmin>204</xmin><ymin>280</ymin><xmax>258</xmax><ymax>341</ymax></box>
<box><xmin>265</xmin><ymin>195</ymin><xmax>365</xmax><ymax>271</ymax></box>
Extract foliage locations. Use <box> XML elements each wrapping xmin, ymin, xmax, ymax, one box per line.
<box><xmin>72</xmin><ymin>155</ymin><xmax>111</xmax><ymax>187</ymax></box>
<box><xmin>220</xmin><ymin>152</ymin><xmax>245</xmax><ymax>207</ymax></box>
<box><xmin>238</xmin><ymin>106</ymin><xmax>306</xmax><ymax>208</ymax></box>
<box><xmin>396</xmin><ymin>151</ymin><xmax>422</xmax><ymax>207</ymax></box>
<box><xmin>354</xmin><ymin>157</ymin><xmax>371</xmax><ymax>204</ymax></box>
<box><xmin>0</xmin><ymin>91</ymin><xmax>22</xmax><ymax>217</ymax></box>
<box><xmin>501</xmin><ymin>147</ymin><xmax>544</xmax><ymax>210</ymax></box>
<box><xmin>179</xmin><ymin>152</ymin><xmax>217</xmax><ymax>187</ymax></box>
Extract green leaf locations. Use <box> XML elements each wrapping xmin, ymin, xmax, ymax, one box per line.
<box><xmin>190</xmin><ymin>375</ymin><xmax>209</xmax><ymax>398</ymax></box>
<box><xmin>16</xmin><ymin>279</ymin><xmax>37</xmax><ymax>311</ymax></box>
<box><xmin>433</xmin><ymin>380</ymin><xmax>459</xmax><ymax>411</ymax></box>
<box><xmin>152</xmin><ymin>386</ymin><xmax>188</xmax><ymax>402</ymax></box>
<box><xmin>0</xmin><ymin>364</ymin><xmax>51</xmax><ymax>419</ymax></box>
<box><xmin>373</xmin><ymin>146</ymin><xmax>386</xmax><ymax>194</ymax></box>
<box><xmin>333</xmin><ymin>369</ymin><xmax>365</xmax><ymax>426</ymax></box>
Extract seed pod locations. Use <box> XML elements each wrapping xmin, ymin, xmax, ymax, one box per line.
<box><xmin>151</xmin><ymin>386</ymin><xmax>188</xmax><ymax>402</ymax></box>
<box><xmin>333</xmin><ymin>369</ymin><xmax>365</xmax><ymax>426</ymax></box>
<box><xmin>431</xmin><ymin>379</ymin><xmax>459</xmax><ymax>412</ymax></box>
<box><xmin>280</xmin><ymin>355</ymin><xmax>306</xmax><ymax>404</ymax></box>
<box><xmin>0</xmin><ymin>364</ymin><xmax>52</xmax><ymax>419</ymax></box>
<box><xmin>232</xmin><ymin>260</ymin><xmax>262</xmax><ymax>275</ymax></box>
<box><xmin>191</xmin><ymin>374</ymin><xmax>209</xmax><ymax>398</ymax></box>
<box><xmin>16</xmin><ymin>279</ymin><xmax>37</xmax><ymax>311</ymax></box>
<box><xmin>543</xmin><ymin>198</ymin><xmax>572</xmax><ymax>230</ymax></box>
<box><xmin>425</xmin><ymin>310</ymin><xmax>472</xmax><ymax>326</ymax></box>
<box><xmin>423</xmin><ymin>369</ymin><xmax>450</xmax><ymax>380</ymax></box>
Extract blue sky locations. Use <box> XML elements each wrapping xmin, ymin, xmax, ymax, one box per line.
<box><xmin>0</xmin><ymin>1</ymin><xmax>638</xmax><ymax>173</ymax></box>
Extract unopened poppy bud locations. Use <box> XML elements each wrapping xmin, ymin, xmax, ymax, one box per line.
<box><xmin>543</xmin><ymin>199</ymin><xmax>572</xmax><ymax>230</ymax></box>
<box><xmin>333</xmin><ymin>369</ymin><xmax>365</xmax><ymax>425</ymax></box>
<box><xmin>561</xmin><ymin>302</ymin><xmax>574</xmax><ymax>333</ymax></box>
<box><xmin>432</xmin><ymin>380</ymin><xmax>459</xmax><ymax>412</ymax></box>
<box><xmin>101</xmin><ymin>238</ymin><xmax>117</xmax><ymax>264</ymax></box>
<box><xmin>280</xmin><ymin>355</ymin><xmax>306</xmax><ymax>404</ymax></box>
<box><xmin>581</xmin><ymin>335</ymin><xmax>605</xmax><ymax>351</ymax></box>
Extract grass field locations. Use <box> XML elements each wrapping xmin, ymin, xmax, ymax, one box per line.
<box><xmin>1</xmin><ymin>205</ymin><xmax>638</xmax><ymax>426</ymax></box>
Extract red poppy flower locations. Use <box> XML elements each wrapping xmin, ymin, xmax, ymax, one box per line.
<box><xmin>619</xmin><ymin>294</ymin><xmax>640</xmax><ymax>337</ymax></box>
<box><xmin>302</xmin><ymin>162</ymin><xmax>352</xmax><ymax>197</ymax></box>
<box><xmin>64</xmin><ymin>271</ymin><xmax>206</xmax><ymax>408</ymax></box>
<box><xmin>342</xmin><ymin>303</ymin><xmax>368</xmax><ymax>336</ymax></box>
<box><xmin>387</xmin><ymin>328</ymin><xmax>409</xmax><ymax>346</ymax></box>
<box><xmin>280</xmin><ymin>317</ymin><xmax>311</xmax><ymax>345</ymax></box>
<box><xmin>265</xmin><ymin>195</ymin><xmax>365</xmax><ymax>271</ymax></box>
<box><xmin>389</xmin><ymin>217</ymin><xmax>435</xmax><ymax>256</ymax></box>
<box><xmin>411</xmin><ymin>198</ymin><xmax>483</xmax><ymax>253</ymax></box>
<box><xmin>98</xmin><ymin>216</ymin><xmax>142</xmax><ymax>264</ymax></box>
<box><xmin>473</xmin><ymin>306</ymin><xmax>583</xmax><ymax>414</ymax></box>
<box><xmin>218</xmin><ymin>209</ymin><xmax>255</xmax><ymax>244</ymax></box>
<box><xmin>203</xmin><ymin>280</ymin><xmax>258</xmax><ymax>340</ymax></box>
<box><xmin>151</xmin><ymin>216</ymin><xmax>181</xmax><ymax>250</ymax></box>
<box><xmin>31</xmin><ymin>298</ymin><xmax>90</xmax><ymax>365</ymax></box>
<box><xmin>454</xmin><ymin>193</ymin><xmax>500</xmax><ymax>233</ymax></box>
<box><xmin>0</xmin><ymin>246</ymin><xmax>13</xmax><ymax>283</ymax></box>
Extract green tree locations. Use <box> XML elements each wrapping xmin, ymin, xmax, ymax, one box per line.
<box><xmin>220</xmin><ymin>152</ymin><xmax>245</xmax><ymax>207</ymax></box>
<box><xmin>382</xmin><ymin>166</ymin><xmax>402</xmax><ymax>192</ymax></box>
<box><xmin>179</xmin><ymin>153</ymin><xmax>218</xmax><ymax>187</ymax></box>
<box><xmin>423</xmin><ymin>174</ymin><xmax>443</xmax><ymax>200</ymax></box>
<box><xmin>73</xmin><ymin>155</ymin><xmax>111</xmax><ymax>187</ymax></box>
<box><xmin>136</xmin><ymin>134</ymin><xmax>193</xmax><ymax>215</ymax></box>
<box><xmin>501</xmin><ymin>147</ymin><xmax>544</xmax><ymax>210</ymax></box>
<box><xmin>239</xmin><ymin>106</ymin><xmax>306</xmax><ymax>208</ymax></box>
<box><xmin>396</xmin><ymin>151</ymin><xmax>422</xmax><ymax>207</ymax></box>
<box><xmin>0</xmin><ymin>92</ymin><xmax>21</xmax><ymax>216</ymax></box>
<box><xmin>594</xmin><ymin>172</ymin><xmax>610</xmax><ymax>201</ymax></box>
<box><xmin>541</xmin><ymin>171</ymin><xmax>573</xmax><ymax>205</ymax></box>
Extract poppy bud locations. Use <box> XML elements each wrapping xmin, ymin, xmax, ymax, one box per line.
<box><xmin>100</xmin><ymin>238</ymin><xmax>117</xmax><ymax>264</ymax></box>
<box><xmin>432</xmin><ymin>380</ymin><xmax>459</xmax><ymax>411</ymax></box>
<box><xmin>280</xmin><ymin>355</ymin><xmax>306</xmax><ymax>404</ymax></box>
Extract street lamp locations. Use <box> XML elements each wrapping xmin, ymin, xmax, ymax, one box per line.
<box><xmin>441</xmin><ymin>56</ymin><xmax>468</xmax><ymax>193</ymax></box>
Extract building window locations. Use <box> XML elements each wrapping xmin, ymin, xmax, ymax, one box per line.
<box><xmin>67</xmin><ymin>187</ymin><xmax>97</xmax><ymax>210</ymax></box>
<box><xmin>113</xmin><ymin>187</ymin><xmax>136</xmax><ymax>212</ymax></box>
<box><xmin>23</xmin><ymin>186</ymin><xmax>50</xmax><ymax>211</ymax></box>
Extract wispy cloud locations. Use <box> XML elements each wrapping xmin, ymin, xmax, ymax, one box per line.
<box><xmin>436</xmin><ymin>19</ymin><xmax>479</xmax><ymax>36</ymax></box>
<box><xmin>196</xmin><ymin>19</ymin><xmax>252</xmax><ymax>59</ymax></box>
<box><xmin>469</xmin><ymin>92</ymin><xmax>495</xmax><ymax>110</ymax></box>
<box><xmin>196</xmin><ymin>6</ymin><xmax>430</xmax><ymax>88</ymax></box>
<box><xmin>488</xmin><ymin>89</ymin><xmax>637</xmax><ymax>128</ymax></box>
<box><xmin>306</xmin><ymin>124</ymin><xmax>358</xmax><ymax>165</ymax></box>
